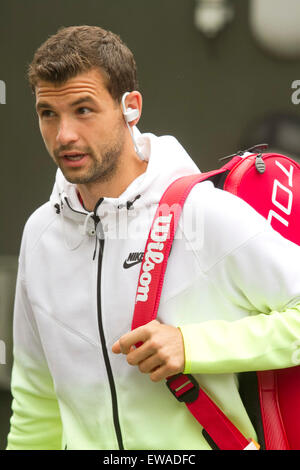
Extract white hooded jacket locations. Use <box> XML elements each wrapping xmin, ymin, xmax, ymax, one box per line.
<box><xmin>7</xmin><ymin>130</ymin><xmax>300</xmax><ymax>450</ymax></box>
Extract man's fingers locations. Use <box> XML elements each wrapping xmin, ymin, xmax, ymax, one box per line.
<box><xmin>111</xmin><ymin>320</ymin><xmax>184</xmax><ymax>383</ymax></box>
<box><xmin>112</xmin><ymin>341</ymin><xmax>136</xmax><ymax>355</ymax></box>
<box><xmin>119</xmin><ymin>328</ymin><xmax>147</xmax><ymax>354</ymax></box>
<box><xmin>112</xmin><ymin>320</ymin><xmax>160</xmax><ymax>355</ymax></box>
<box><xmin>142</xmin><ymin>357</ymin><xmax>182</xmax><ymax>382</ymax></box>
<box><xmin>150</xmin><ymin>364</ymin><xmax>172</xmax><ymax>383</ymax></box>
<box><xmin>111</xmin><ymin>340</ymin><xmax>121</xmax><ymax>354</ymax></box>
<box><xmin>126</xmin><ymin>342</ymin><xmax>154</xmax><ymax>366</ymax></box>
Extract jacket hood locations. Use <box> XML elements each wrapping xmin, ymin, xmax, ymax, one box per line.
<box><xmin>49</xmin><ymin>128</ymin><xmax>200</xmax><ymax>218</ymax></box>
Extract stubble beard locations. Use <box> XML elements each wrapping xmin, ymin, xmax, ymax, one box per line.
<box><xmin>55</xmin><ymin>126</ymin><xmax>125</xmax><ymax>185</ymax></box>
<box><xmin>62</xmin><ymin>142</ymin><xmax>123</xmax><ymax>185</ymax></box>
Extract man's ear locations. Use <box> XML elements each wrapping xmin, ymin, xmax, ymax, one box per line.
<box><xmin>121</xmin><ymin>91</ymin><xmax>142</xmax><ymax>127</ymax></box>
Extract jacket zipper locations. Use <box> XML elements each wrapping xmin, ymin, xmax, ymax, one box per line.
<box><xmin>95</xmin><ymin>209</ymin><xmax>124</xmax><ymax>450</ymax></box>
<box><xmin>62</xmin><ymin>196</ymin><xmax>124</xmax><ymax>449</ymax></box>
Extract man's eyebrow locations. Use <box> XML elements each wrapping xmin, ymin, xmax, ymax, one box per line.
<box><xmin>36</xmin><ymin>101</ymin><xmax>52</xmax><ymax>112</ymax></box>
<box><xmin>36</xmin><ymin>95</ymin><xmax>96</xmax><ymax>112</ymax></box>
<box><xmin>70</xmin><ymin>96</ymin><xmax>96</xmax><ymax>107</ymax></box>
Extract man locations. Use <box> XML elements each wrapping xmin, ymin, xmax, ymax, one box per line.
<box><xmin>7</xmin><ymin>25</ymin><xmax>300</xmax><ymax>450</ymax></box>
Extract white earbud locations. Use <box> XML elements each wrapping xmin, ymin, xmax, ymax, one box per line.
<box><xmin>121</xmin><ymin>92</ymin><xmax>145</xmax><ymax>160</ymax></box>
<box><xmin>121</xmin><ymin>92</ymin><xmax>139</xmax><ymax>122</ymax></box>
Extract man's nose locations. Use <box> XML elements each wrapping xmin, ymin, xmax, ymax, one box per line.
<box><xmin>56</xmin><ymin>118</ymin><xmax>79</xmax><ymax>146</ymax></box>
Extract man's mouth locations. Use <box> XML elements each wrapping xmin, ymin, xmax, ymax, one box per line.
<box><xmin>64</xmin><ymin>154</ymin><xmax>86</xmax><ymax>161</ymax></box>
<box><xmin>58</xmin><ymin>152</ymin><xmax>89</xmax><ymax>167</ymax></box>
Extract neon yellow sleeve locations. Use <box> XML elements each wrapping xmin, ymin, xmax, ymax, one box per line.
<box><xmin>6</xmin><ymin>272</ymin><xmax>62</xmax><ymax>450</ymax></box>
<box><xmin>6</xmin><ymin>359</ymin><xmax>63</xmax><ymax>450</ymax></box>
<box><xmin>179</xmin><ymin>303</ymin><xmax>300</xmax><ymax>375</ymax></box>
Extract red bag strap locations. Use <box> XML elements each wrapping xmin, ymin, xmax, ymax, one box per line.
<box><xmin>132</xmin><ymin>167</ymin><xmax>228</xmax><ymax>331</ymax></box>
<box><xmin>132</xmin><ymin>164</ymin><xmax>258</xmax><ymax>450</ymax></box>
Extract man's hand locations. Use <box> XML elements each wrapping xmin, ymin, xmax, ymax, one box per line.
<box><xmin>112</xmin><ymin>320</ymin><xmax>185</xmax><ymax>382</ymax></box>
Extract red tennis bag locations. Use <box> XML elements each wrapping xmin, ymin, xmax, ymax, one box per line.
<box><xmin>132</xmin><ymin>145</ymin><xmax>300</xmax><ymax>450</ymax></box>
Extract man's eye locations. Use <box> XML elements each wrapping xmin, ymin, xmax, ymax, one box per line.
<box><xmin>41</xmin><ymin>110</ymin><xmax>55</xmax><ymax>118</ymax></box>
<box><xmin>78</xmin><ymin>107</ymin><xmax>92</xmax><ymax>115</ymax></box>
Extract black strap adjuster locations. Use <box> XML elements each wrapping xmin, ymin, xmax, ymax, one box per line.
<box><xmin>166</xmin><ymin>373</ymin><xmax>200</xmax><ymax>404</ymax></box>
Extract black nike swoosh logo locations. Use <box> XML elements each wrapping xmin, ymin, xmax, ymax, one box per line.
<box><xmin>123</xmin><ymin>259</ymin><xmax>143</xmax><ymax>269</ymax></box>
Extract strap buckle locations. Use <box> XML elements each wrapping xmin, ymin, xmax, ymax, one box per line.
<box><xmin>166</xmin><ymin>373</ymin><xmax>199</xmax><ymax>403</ymax></box>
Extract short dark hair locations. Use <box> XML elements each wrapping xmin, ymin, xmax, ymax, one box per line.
<box><xmin>28</xmin><ymin>25</ymin><xmax>139</xmax><ymax>102</ymax></box>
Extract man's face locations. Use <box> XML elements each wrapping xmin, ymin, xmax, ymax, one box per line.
<box><xmin>35</xmin><ymin>68</ymin><xmax>126</xmax><ymax>184</ymax></box>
